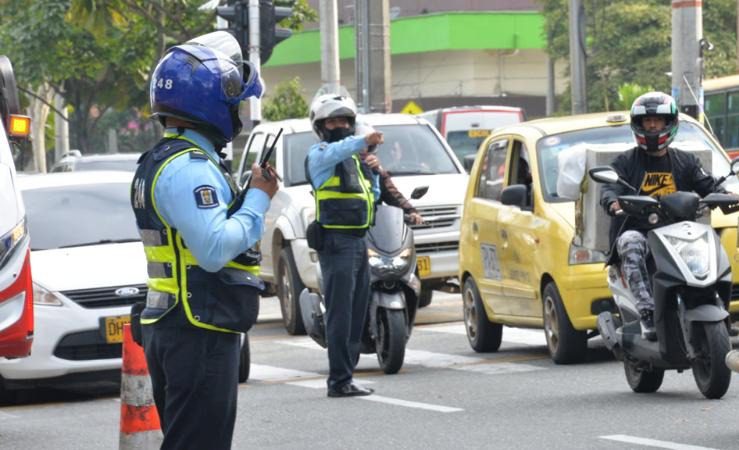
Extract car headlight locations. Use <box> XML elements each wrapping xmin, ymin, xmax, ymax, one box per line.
<box><xmin>568</xmin><ymin>242</ymin><xmax>607</xmax><ymax>265</ymax></box>
<box><xmin>666</xmin><ymin>234</ymin><xmax>710</xmax><ymax>279</ymax></box>
<box><xmin>33</xmin><ymin>283</ymin><xmax>63</xmax><ymax>306</ymax></box>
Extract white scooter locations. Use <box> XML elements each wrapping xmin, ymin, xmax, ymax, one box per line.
<box><xmin>589</xmin><ymin>163</ymin><xmax>739</xmax><ymax>399</ymax></box>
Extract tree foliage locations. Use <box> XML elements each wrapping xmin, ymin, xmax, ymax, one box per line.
<box><xmin>262</xmin><ymin>76</ymin><xmax>309</xmax><ymax>121</ymax></box>
<box><xmin>538</xmin><ymin>0</ymin><xmax>737</xmax><ymax>113</ymax></box>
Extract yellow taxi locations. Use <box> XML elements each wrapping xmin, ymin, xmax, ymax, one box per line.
<box><xmin>459</xmin><ymin>111</ymin><xmax>739</xmax><ymax>364</ymax></box>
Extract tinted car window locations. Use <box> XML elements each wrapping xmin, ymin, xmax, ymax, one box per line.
<box><xmin>537</xmin><ymin>122</ymin><xmax>737</xmax><ymax>201</ymax></box>
<box><xmin>285</xmin><ymin>124</ymin><xmax>459</xmax><ymax>187</ymax></box>
<box><xmin>446</xmin><ymin>130</ymin><xmax>490</xmax><ymax>162</ymax></box>
<box><xmin>23</xmin><ymin>182</ymin><xmax>140</xmax><ymax>250</ymax></box>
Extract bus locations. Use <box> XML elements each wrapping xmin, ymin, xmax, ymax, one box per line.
<box><xmin>703</xmin><ymin>74</ymin><xmax>739</xmax><ymax>158</ymax></box>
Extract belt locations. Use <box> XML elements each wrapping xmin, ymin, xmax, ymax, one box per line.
<box><xmin>146</xmin><ymin>289</ymin><xmax>176</xmax><ymax>309</ymax></box>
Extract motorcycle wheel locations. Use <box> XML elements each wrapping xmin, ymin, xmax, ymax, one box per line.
<box><xmin>277</xmin><ymin>247</ymin><xmax>307</xmax><ymax>336</ymax></box>
<box><xmin>238</xmin><ymin>333</ymin><xmax>250</xmax><ymax>383</ymax></box>
<box><xmin>375</xmin><ymin>309</ymin><xmax>406</xmax><ymax>374</ymax></box>
<box><xmin>691</xmin><ymin>321</ymin><xmax>731</xmax><ymax>400</ymax></box>
<box><xmin>624</xmin><ymin>358</ymin><xmax>664</xmax><ymax>393</ymax></box>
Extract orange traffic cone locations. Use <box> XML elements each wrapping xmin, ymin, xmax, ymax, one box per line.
<box><xmin>119</xmin><ymin>323</ymin><xmax>163</xmax><ymax>449</ymax></box>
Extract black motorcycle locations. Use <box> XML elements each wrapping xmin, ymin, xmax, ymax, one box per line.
<box><xmin>299</xmin><ymin>187</ymin><xmax>427</xmax><ymax>374</ymax></box>
<box><xmin>590</xmin><ymin>164</ymin><xmax>739</xmax><ymax>399</ymax></box>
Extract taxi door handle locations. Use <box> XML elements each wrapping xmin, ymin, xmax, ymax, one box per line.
<box><xmin>472</xmin><ymin>222</ymin><xmax>479</xmax><ymax>239</ymax></box>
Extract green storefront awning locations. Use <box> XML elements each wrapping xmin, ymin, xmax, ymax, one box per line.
<box><xmin>265</xmin><ymin>11</ymin><xmax>546</xmax><ymax>67</ymax></box>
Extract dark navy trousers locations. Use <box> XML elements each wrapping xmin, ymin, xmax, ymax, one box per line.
<box><xmin>318</xmin><ymin>230</ymin><xmax>370</xmax><ymax>390</ymax></box>
<box><xmin>142</xmin><ymin>308</ymin><xmax>240</xmax><ymax>450</ymax></box>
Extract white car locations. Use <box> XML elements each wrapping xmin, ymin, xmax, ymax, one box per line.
<box><xmin>235</xmin><ymin>113</ymin><xmax>469</xmax><ymax>335</ymax></box>
<box><xmin>0</xmin><ymin>171</ymin><xmax>147</xmax><ymax>394</ymax></box>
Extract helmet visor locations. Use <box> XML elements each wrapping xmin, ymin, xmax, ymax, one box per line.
<box><xmin>187</xmin><ymin>31</ymin><xmax>244</xmax><ymax>78</ymax></box>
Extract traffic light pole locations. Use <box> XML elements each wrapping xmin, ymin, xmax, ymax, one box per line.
<box><xmin>248</xmin><ymin>0</ymin><xmax>262</xmax><ymax>125</ymax></box>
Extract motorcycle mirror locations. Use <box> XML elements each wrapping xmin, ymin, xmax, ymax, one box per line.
<box><xmin>588</xmin><ymin>167</ymin><xmax>619</xmax><ymax>184</ymax></box>
<box><xmin>411</xmin><ymin>186</ymin><xmax>429</xmax><ymax>200</ymax></box>
<box><xmin>731</xmin><ymin>157</ymin><xmax>739</xmax><ymax>176</ymax></box>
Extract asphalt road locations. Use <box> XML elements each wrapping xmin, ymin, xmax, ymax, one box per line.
<box><xmin>2</xmin><ymin>293</ymin><xmax>739</xmax><ymax>450</ymax></box>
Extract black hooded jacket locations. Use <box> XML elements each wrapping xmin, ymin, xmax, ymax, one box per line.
<box><xmin>599</xmin><ymin>146</ymin><xmax>724</xmax><ymax>260</ymax></box>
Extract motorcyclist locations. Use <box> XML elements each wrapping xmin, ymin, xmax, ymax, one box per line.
<box><xmin>599</xmin><ymin>92</ymin><xmax>726</xmax><ymax>341</ymax></box>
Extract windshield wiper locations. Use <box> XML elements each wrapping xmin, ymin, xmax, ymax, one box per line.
<box><xmin>57</xmin><ymin>238</ymin><xmax>141</xmax><ymax>249</ymax></box>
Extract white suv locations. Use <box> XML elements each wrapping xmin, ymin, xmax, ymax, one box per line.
<box><xmin>236</xmin><ymin>113</ymin><xmax>469</xmax><ymax>334</ymax></box>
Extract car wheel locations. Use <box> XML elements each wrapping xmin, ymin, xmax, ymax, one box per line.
<box><xmin>462</xmin><ymin>277</ymin><xmax>502</xmax><ymax>352</ymax></box>
<box><xmin>542</xmin><ymin>281</ymin><xmax>587</xmax><ymax>364</ymax></box>
<box><xmin>418</xmin><ymin>286</ymin><xmax>433</xmax><ymax>308</ymax></box>
<box><xmin>277</xmin><ymin>246</ymin><xmax>306</xmax><ymax>335</ymax></box>
<box><xmin>238</xmin><ymin>333</ymin><xmax>250</xmax><ymax>383</ymax></box>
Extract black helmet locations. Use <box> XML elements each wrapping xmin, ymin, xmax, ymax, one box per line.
<box><xmin>630</xmin><ymin>92</ymin><xmax>679</xmax><ymax>153</ymax></box>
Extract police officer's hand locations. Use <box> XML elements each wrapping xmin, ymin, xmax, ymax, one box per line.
<box><xmin>365</xmin><ymin>131</ymin><xmax>384</xmax><ymax>147</ymax></box>
<box><xmin>251</xmin><ymin>163</ymin><xmax>279</xmax><ymax>199</ymax></box>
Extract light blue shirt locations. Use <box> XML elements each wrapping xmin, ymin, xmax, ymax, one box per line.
<box><xmin>154</xmin><ymin>128</ymin><xmax>270</xmax><ymax>272</ymax></box>
<box><xmin>307</xmin><ymin>135</ymin><xmax>380</xmax><ymax>200</ymax></box>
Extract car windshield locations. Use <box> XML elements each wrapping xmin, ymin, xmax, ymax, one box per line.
<box><xmin>284</xmin><ymin>124</ymin><xmax>459</xmax><ymax>186</ymax></box>
<box><xmin>537</xmin><ymin>122</ymin><xmax>738</xmax><ymax>201</ymax></box>
<box><xmin>23</xmin><ymin>182</ymin><xmax>140</xmax><ymax>250</ymax></box>
<box><xmin>446</xmin><ymin>130</ymin><xmax>490</xmax><ymax>162</ymax></box>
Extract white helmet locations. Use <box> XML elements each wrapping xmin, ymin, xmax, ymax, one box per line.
<box><xmin>309</xmin><ymin>94</ymin><xmax>357</xmax><ymax>140</ymax></box>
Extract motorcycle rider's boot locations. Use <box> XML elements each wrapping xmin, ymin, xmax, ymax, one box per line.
<box><xmin>640</xmin><ymin>309</ymin><xmax>657</xmax><ymax>341</ymax></box>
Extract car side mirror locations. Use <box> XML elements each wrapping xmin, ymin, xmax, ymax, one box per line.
<box><xmin>463</xmin><ymin>154</ymin><xmax>476</xmax><ymax>173</ymax></box>
<box><xmin>411</xmin><ymin>186</ymin><xmax>429</xmax><ymax>200</ymax></box>
<box><xmin>500</xmin><ymin>184</ymin><xmax>529</xmax><ymax>209</ymax></box>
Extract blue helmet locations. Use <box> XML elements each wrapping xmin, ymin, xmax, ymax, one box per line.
<box><xmin>150</xmin><ymin>31</ymin><xmax>263</xmax><ymax>144</ymax></box>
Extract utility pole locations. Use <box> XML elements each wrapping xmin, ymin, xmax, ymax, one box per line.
<box><xmin>355</xmin><ymin>0</ymin><xmax>391</xmax><ymax>113</ymax></box>
<box><xmin>248</xmin><ymin>0</ymin><xmax>261</xmax><ymax>126</ymax></box>
<box><xmin>671</xmin><ymin>0</ymin><xmax>703</xmax><ymax>120</ymax></box>
<box><xmin>319</xmin><ymin>0</ymin><xmax>341</xmax><ymax>95</ymax></box>
<box><xmin>568</xmin><ymin>0</ymin><xmax>586</xmax><ymax>114</ymax></box>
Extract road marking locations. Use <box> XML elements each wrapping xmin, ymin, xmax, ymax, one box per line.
<box><xmin>0</xmin><ymin>410</ymin><xmax>18</xmax><ymax>419</ymax></box>
<box><xmin>600</xmin><ymin>435</ymin><xmax>719</xmax><ymax>450</ymax></box>
<box><xmin>360</xmin><ymin>395</ymin><xmax>463</xmax><ymax>413</ymax></box>
<box><xmin>419</xmin><ymin>322</ymin><xmax>548</xmax><ymax>347</ymax></box>
<box><xmin>276</xmin><ymin>338</ymin><xmax>544</xmax><ymax>374</ymax></box>
<box><xmin>250</xmin><ymin>364</ymin><xmax>461</xmax><ymax>412</ymax></box>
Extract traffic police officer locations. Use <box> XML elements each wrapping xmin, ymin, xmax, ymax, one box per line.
<box><xmin>306</xmin><ymin>93</ymin><xmax>383</xmax><ymax>397</ymax></box>
<box><xmin>130</xmin><ymin>32</ymin><xmax>278</xmax><ymax>449</ymax></box>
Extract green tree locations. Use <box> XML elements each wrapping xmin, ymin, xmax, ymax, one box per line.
<box><xmin>262</xmin><ymin>77</ymin><xmax>309</xmax><ymax>121</ymax></box>
<box><xmin>538</xmin><ymin>0</ymin><xmax>737</xmax><ymax>113</ymax></box>
<box><xmin>616</xmin><ymin>82</ymin><xmax>654</xmax><ymax>110</ymax></box>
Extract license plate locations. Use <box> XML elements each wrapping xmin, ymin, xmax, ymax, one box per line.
<box><xmin>417</xmin><ymin>256</ymin><xmax>431</xmax><ymax>278</ymax></box>
<box><xmin>468</xmin><ymin>129</ymin><xmax>491</xmax><ymax>138</ymax></box>
<box><xmin>102</xmin><ymin>315</ymin><xmax>130</xmax><ymax>344</ymax></box>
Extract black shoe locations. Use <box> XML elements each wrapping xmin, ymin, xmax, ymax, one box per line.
<box><xmin>640</xmin><ymin>310</ymin><xmax>656</xmax><ymax>342</ymax></box>
<box><xmin>327</xmin><ymin>383</ymin><xmax>374</xmax><ymax>398</ymax></box>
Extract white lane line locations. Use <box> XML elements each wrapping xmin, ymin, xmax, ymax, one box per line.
<box><xmin>252</xmin><ymin>363</ymin><xmax>460</xmax><ymax>412</ymax></box>
<box><xmin>420</xmin><ymin>323</ymin><xmax>547</xmax><ymax>347</ymax></box>
<box><xmin>276</xmin><ymin>338</ymin><xmax>543</xmax><ymax>375</ymax></box>
<box><xmin>359</xmin><ymin>395</ymin><xmax>463</xmax><ymax>413</ymax></box>
<box><xmin>600</xmin><ymin>435</ymin><xmax>719</xmax><ymax>450</ymax></box>
<box><xmin>250</xmin><ymin>364</ymin><xmax>323</xmax><ymax>383</ymax></box>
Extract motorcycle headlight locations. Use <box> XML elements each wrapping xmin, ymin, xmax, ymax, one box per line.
<box><xmin>368</xmin><ymin>248</ymin><xmax>411</xmax><ymax>272</ymax></box>
<box><xmin>666</xmin><ymin>234</ymin><xmax>710</xmax><ymax>279</ymax></box>
<box><xmin>33</xmin><ymin>283</ymin><xmax>63</xmax><ymax>306</ymax></box>
<box><xmin>568</xmin><ymin>242</ymin><xmax>607</xmax><ymax>265</ymax></box>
